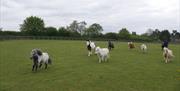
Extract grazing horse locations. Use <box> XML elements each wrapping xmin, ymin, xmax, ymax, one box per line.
<box><xmin>128</xmin><ymin>42</ymin><xmax>135</xmax><ymax>49</ymax></box>
<box><xmin>30</xmin><ymin>49</ymin><xmax>52</xmax><ymax>71</ymax></box>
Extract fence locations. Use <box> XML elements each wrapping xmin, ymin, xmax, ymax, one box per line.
<box><xmin>0</xmin><ymin>36</ymin><xmax>180</xmax><ymax>44</ymax></box>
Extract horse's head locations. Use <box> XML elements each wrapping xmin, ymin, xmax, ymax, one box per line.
<box><xmin>95</xmin><ymin>46</ymin><xmax>100</xmax><ymax>54</ymax></box>
<box><xmin>31</xmin><ymin>49</ymin><xmax>36</xmax><ymax>55</ymax></box>
<box><xmin>30</xmin><ymin>49</ymin><xmax>42</xmax><ymax>59</ymax></box>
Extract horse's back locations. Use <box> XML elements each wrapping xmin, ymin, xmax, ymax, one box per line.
<box><xmin>42</xmin><ymin>52</ymin><xmax>49</xmax><ymax>59</ymax></box>
<box><xmin>39</xmin><ymin>53</ymin><xmax>49</xmax><ymax>63</ymax></box>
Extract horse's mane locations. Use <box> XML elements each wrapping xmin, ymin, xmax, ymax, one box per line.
<box><xmin>36</xmin><ymin>49</ymin><xmax>42</xmax><ymax>56</ymax></box>
<box><xmin>32</xmin><ymin>49</ymin><xmax>43</xmax><ymax>56</ymax></box>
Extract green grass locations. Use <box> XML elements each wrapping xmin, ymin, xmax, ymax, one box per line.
<box><xmin>0</xmin><ymin>40</ymin><xmax>179</xmax><ymax>91</ymax></box>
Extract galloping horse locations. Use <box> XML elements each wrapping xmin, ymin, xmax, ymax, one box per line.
<box><xmin>30</xmin><ymin>49</ymin><xmax>52</xmax><ymax>71</ymax></box>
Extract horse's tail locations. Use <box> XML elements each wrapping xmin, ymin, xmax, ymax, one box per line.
<box><xmin>48</xmin><ymin>58</ymin><xmax>52</xmax><ymax>64</ymax></box>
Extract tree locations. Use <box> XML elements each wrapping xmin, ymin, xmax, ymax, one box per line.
<box><xmin>159</xmin><ymin>30</ymin><xmax>171</xmax><ymax>41</ymax></box>
<box><xmin>44</xmin><ymin>27</ymin><xmax>58</xmax><ymax>36</ymax></box>
<box><xmin>69</xmin><ymin>31</ymin><xmax>81</xmax><ymax>37</ymax></box>
<box><xmin>146</xmin><ymin>28</ymin><xmax>154</xmax><ymax>36</ymax></box>
<box><xmin>58</xmin><ymin>27</ymin><xmax>70</xmax><ymax>37</ymax></box>
<box><xmin>20</xmin><ymin>16</ymin><xmax>45</xmax><ymax>36</ymax></box>
<box><xmin>141</xmin><ymin>29</ymin><xmax>160</xmax><ymax>41</ymax></box>
<box><xmin>118</xmin><ymin>28</ymin><xmax>130</xmax><ymax>39</ymax></box>
<box><xmin>78</xmin><ymin>21</ymin><xmax>87</xmax><ymax>36</ymax></box>
<box><xmin>67</xmin><ymin>20</ymin><xmax>79</xmax><ymax>32</ymax></box>
<box><xmin>0</xmin><ymin>28</ymin><xmax>2</xmax><ymax>35</ymax></box>
<box><xmin>85</xmin><ymin>23</ymin><xmax>103</xmax><ymax>37</ymax></box>
<box><xmin>0</xmin><ymin>31</ymin><xmax>22</xmax><ymax>36</ymax></box>
<box><xmin>172</xmin><ymin>30</ymin><xmax>177</xmax><ymax>36</ymax></box>
<box><xmin>151</xmin><ymin>29</ymin><xmax>160</xmax><ymax>40</ymax></box>
<box><xmin>171</xmin><ymin>30</ymin><xmax>180</xmax><ymax>41</ymax></box>
<box><xmin>175</xmin><ymin>32</ymin><xmax>180</xmax><ymax>39</ymax></box>
<box><xmin>104</xmin><ymin>32</ymin><xmax>118</xmax><ymax>40</ymax></box>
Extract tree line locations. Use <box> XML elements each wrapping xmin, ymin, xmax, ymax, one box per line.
<box><xmin>0</xmin><ymin>16</ymin><xmax>179</xmax><ymax>42</ymax></box>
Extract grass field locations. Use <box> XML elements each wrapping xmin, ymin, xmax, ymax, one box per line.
<box><xmin>0</xmin><ymin>40</ymin><xmax>179</xmax><ymax>91</ymax></box>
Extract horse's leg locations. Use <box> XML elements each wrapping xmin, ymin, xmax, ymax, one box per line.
<box><xmin>105</xmin><ymin>55</ymin><xmax>108</xmax><ymax>62</ymax></box>
<box><xmin>32</xmin><ymin>64</ymin><xmax>35</xmax><ymax>71</ymax></box>
<box><xmin>45</xmin><ymin>63</ymin><xmax>47</xmax><ymax>69</ymax></box>
<box><xmin>34</xmin><ymin>61</ymin><xmax>38</xmax><ymax>71</ymax></box>
<box><xmin>32</xmin><ymin>60</ymin><xmax>36</xmax><ymax>71</ymax></box>
<box><xmin>48</xmin><ymin>58</ymin><xmax>52</xmax><ymax>64</ymax></box>
<box><xmin>107</xmin><ymin>54</ymin><xmax>110</xmax><ymax>62</ymax></box>
<box><xmin>39</xmin><ymin>61</ymin><xmax>43</xmax><ymax>68</ymax></box>
<box><xmin>39</xmin><ymin>63</ymin><xmax>42</xmax><ymax>68</ymax></box>
<box><xmin>35</xmin><ymin>64</ymin><xmax>38</xmax><ymax>71</ymax></box>
<box><xmin>98</xmin><ymin>55</ymin><xmax>101</xmax><ymax>63</ymax></box>
<box><xmin>165</xmin><ymin>58</ymin><xmax>168</xmax><ymax>63</ymax></box>
<box><xmin>88</xmin><ymin>51</ymin><xmax>91</xmax><ymax>56</ymax></box>
<box><xmin>109</xmin><ymin>47</ymin><xmax>111</xmax><ymax>51</ymax></box>
<box><xmin>103</xmin><ymin>56</ymin><xmax>106</xmax><ymax>62</ymax></box>
<box><xmin>167</xmin><ymin>57</ymin><xmax>170</xmax><ymax>62</ymax></box>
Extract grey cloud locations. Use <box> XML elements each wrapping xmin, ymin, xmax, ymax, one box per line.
<box><xmin>0</xmin><ymin>0</ymin><xmax>179</xmax><ymax>34</ymax></box>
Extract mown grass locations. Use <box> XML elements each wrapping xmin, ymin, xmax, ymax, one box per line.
<box><xmin>0</xmin><ymin>40</ymin><xmax>179</xmax><ymax>91</ymax></box>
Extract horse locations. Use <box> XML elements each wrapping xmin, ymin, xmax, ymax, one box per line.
<box><xmin>30</xmin><ymin>49</ymin><xmax>52</xmax><ymax>71</ymax></box>
<box><xmin>86</xmin><ymin>40</ymin><xmax>96</xmax><ymax>56</ymax></box>
<box><xmin>140</xmin><ymin>44</ymin><xmax>147</xmax><ymax>53</ymax></box>
<box><xmin>95</xmin><ymin>46</ymin><xmax>110</xmax><ymax>63</ymax></box>
<box><xmin>108</xmin><ymin>41</ymin><xmax>114</xmax><ymax>51</ymax></box>
<box><xmin>128</xmin><ymin>42</ymin><xmax>135</xmax><ymax>49</ymax></box>
<box><xmin>161</xmin><ymin>40</ymin><xmax>168</xmax><ymax>50</ymax></box>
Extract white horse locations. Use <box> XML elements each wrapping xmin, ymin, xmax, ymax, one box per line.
<box><xmin>30</xmin><ymin>49</ymin><xmax>52</xmax><ymax>71</ymax></box>
<box><xmin>86</xmin><ymin>40</ymin><xmax>96</xmax><ymax>56</ymax></box>
<box><xmin>163</xmin><ymin>47</ymin><xmax>174</xmax><ymax>63</ymax></box>
<box><xmin>140</xmin><ymin>44</ymin><xmax>147</xmax><ymax>53</ymax></box>
<box><xmin>95</xmin><ymin>46</ymin><xmax>109</xmax><ymax>63</ymax></box>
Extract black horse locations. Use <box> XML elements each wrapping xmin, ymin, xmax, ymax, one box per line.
<box><xmin>108</xmin><ymin>41</ymin><xmax>114</xmax><ymax>50</ymax></box>
<box><xmin>161</xmin><ymin>40</ymin><xmax>169</xmax><ymax>50</ymax></box>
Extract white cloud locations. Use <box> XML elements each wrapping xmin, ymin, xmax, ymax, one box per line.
<box><xmin>0</xmin><ymin>0</ymin><xmax>179</xmax><ymax>34</ymax></box>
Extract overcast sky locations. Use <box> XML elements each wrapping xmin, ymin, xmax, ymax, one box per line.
<box><xmin>0</xmin><ymin>0</ymin><xmax>179</xmax><ymax>34</ymax></box>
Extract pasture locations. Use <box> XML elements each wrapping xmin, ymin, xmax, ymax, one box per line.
<box><xmin>0</xmin><ymin>40</ymin><xmax>179</xmax><ymax>91</ymax></box>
